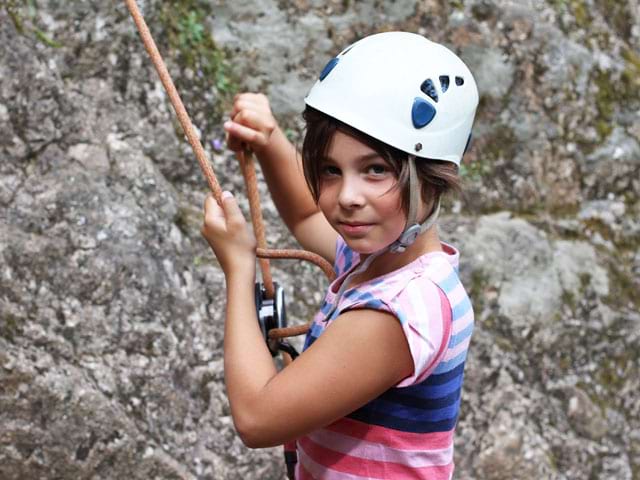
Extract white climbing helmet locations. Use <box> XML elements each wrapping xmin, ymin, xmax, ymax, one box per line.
<box><xmin>305</xmin><ymin>31</ymin><xmax>478</xmax><ymax>165</ymax></box>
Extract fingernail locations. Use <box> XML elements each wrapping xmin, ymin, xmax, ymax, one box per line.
<box><xmin>223</xmin><ymin>120</ymin><xmax>232</xmax><ymax>129</ymax></box>
<box><xmin>222</xmin><ymin>191</ymin><xmax>233</xmax><ymax>200</ymax></box>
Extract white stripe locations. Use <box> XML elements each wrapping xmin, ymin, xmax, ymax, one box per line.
<box><xmin>422</xmin><ymin>259</ymin><xmax>449</xmax><ymax>283</ymax></box>
<box><xmin>406</xmin><ymin>281</ymin><xmax>443</xmax><ymax>380</ymax></box>
<box><xmin>297</xmin><ymin>442</ymin><xmax>371</xmax><ymax>480</ymax></box>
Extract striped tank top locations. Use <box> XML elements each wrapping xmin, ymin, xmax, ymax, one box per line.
<box><xmin>296</xmin><ymin>237</ymin><xmax>474</xmax><ymax>479</ymax></box>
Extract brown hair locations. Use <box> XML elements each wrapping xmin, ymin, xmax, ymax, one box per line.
<box><xmin>301</xmin><ymin>106</ymin><xmax>461</xmax><ymax>217</ymax></box>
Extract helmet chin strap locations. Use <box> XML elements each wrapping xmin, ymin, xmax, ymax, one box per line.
<box><xmin>389</xmin><ymin>155</ymin><xmax>440</xmax><ymax>253</ymax></box>
<box><xmin>325</xmin><ymin>155</ymin><xmax>441</xmax><ymax>321</ymax></box>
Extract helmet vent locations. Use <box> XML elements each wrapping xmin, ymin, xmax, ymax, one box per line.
<box><xmin>420</xmin><ymin>79</ymin><xmax>438</xmax><ymax>103</ymax></box>
<box><xmin>455</xmin><ymin>76</ymin><xmax>464</xmax><ymax>86</ymax></box>
<box><xmin>439</xmin><ymin>75</ymin><xmax>450</xmax><ymax>93</ymax></box>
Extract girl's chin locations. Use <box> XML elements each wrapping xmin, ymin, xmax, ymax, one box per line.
<box><xmin>342</xmin><ymin>237</ymin><xmax>390</xmax><ymax>255</ymax></box>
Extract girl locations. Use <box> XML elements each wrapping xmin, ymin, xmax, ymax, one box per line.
<box><xmin>202</xmin><ymin>32</ymin><xmax>478</xmax><ymax>479</ymax></box>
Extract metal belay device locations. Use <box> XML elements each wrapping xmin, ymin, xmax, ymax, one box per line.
<box><xmin>254</xmin><ymin>282</ymin><xmax>299</xmax><ymax>359</ymax></box>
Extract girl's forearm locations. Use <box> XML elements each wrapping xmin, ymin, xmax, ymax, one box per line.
<box><xmin>255</xmin><ymin>127</ymin><xmax>319</xmax><ymax>231</ymax></box>
<box><xmin>223</xmin><ymin>269</ymin><xmax>278</xmax><ymax>433</ymax></box>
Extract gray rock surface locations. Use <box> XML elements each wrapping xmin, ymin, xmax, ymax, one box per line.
<box><xmin>1</xmin><ymin>0</ymin><xmax>639</xmax><ymax>479</ymax></box>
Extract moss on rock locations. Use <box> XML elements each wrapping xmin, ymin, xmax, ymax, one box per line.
<box><xmin>154</xmin><ymin>0</ymin><xmax>239</xmax><ymax>129</ymax></box>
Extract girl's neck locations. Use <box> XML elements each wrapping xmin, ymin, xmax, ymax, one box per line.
<box><xmin>353</xmin><ymin>226</ymin><xmax>442</xmax><ymax>284</ymax></box>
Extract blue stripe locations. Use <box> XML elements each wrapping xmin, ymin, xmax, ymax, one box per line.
<box><xmin>344</xmin><ymin>290</ymin><xmax>382</xmax><ymax>308</ymax></box>
<box><xmin>451</xmin><ymin>296</ymin><xmax>472</xmax><ymax>319</ymax></box>
<box><xmin>378</xmin><ymin>387</ymin><xmax>461</xmax><ymax>410</ymax></box>
<box><xmin>320</xmin><ymin>301</ymin><xmax>332</xmax><ymax>315</ymax></box>
<box><xmin>395</xmin><ymin>309</ymin><xmax>408</xmax><ymax>325</ymax></box>
<box><xmin>434</xmin><ymin>351</ymin><xmax>466</xmax><ymax>374</ymax></box>
<box><xmin>342</xmin><ymin>246</ymin><xmax>353</xmax><ymax>273</ymax></box>
<box><xmin>303</xmin><ymin>334</ymin><xmax>315</xmax><ymax>350</ymax></box>
<box><xmin>408</xmin><ymin>373</ymin><xmax>463</xmax><ymax>398</ymax></box>
<box><xmin>358</xmin><ymin>396</ymin><xmax>461</xmax><ymax>423</ymax></box>
<box><xmin>310</xmin><ymin>323</ymin><xmax>323</xmax><ymax>337</ymax></box>
<box><xmin>436</xmin><ymin>270</ymin><xmax>458</xmax><ymax>294</ymax></box>
<box><xmin>424</xmin><ymin>362</ymin><xmax>466</xmax><ymax>385</ymax></box>
<box><xmin>449</xmin><ymin>322</ymin><xmax>473</xmax><ymax>348</ymax></box>
<box><xmin>344</xmin><ymin>288</ymin><xmax>363</xmax><ymax>300</ymax></box>
<box><xmin>302</xmin><ymin>323</ymin><xmax>324</xmax><ymax>350</ymax></box>
<box><xmin>358</xmin><ymin>299</ymin><xmax>386</xmax><ymax>310</ymax></box>
<box><xmin>348</xmin><ymin>409</ymin><xmax>458</xmax><ymax>433</ymax></box>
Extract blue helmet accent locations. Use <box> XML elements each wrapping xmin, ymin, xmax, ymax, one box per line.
<box><xmin>411</xmin><ymin>98</ymin><xmax>436</xmax><ymax>129</ymax></box>
<box><xmin>319</xmin><ymin>57</ymin><xmax>339</xmax><ymax>81</ymax></box>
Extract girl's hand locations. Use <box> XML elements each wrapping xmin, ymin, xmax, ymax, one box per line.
<box><xmin>224</xmin><ymin>93</ymin><xmax>278</xmax><ymax>153</ymax></box>
<box><xmin>202</xmin><ymin>192</ymin><xmax>257</xmax><ymax>276</ymax></box>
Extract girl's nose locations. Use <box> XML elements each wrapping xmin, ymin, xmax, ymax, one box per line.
<box><xmin>337</xmin><ymin>176</ymin><xmax>365</xmax><ymax>209</ymax></box>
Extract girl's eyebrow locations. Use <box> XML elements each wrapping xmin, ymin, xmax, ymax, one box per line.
<box><xmin>323</xmin><ymin>152</ymin><xmax>383</xmax><ymax>163</ymax></box>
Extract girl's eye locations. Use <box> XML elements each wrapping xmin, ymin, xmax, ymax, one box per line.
<box><xmin>366</xmin><ymin>164</ymin><xmax>389</xmax><ymax>175</ymax></box>
<box><xmin>321</xmin><ymin>165</ymin><xmax>341</xmax><ymax>177</ymax></box>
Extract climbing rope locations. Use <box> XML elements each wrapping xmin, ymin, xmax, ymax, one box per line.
<box><xmin>123</xmin><ymin>0</ymin><xmax>335</xmax><ymax>344</ymax></box>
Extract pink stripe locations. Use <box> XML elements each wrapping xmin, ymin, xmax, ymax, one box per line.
<box><xmin>447</xmin><ymin>281</ymin><xmax>467</xmax><ymax>306</ymax></box>
<box><xmin>415</xmin><ymin>287</ymin><xmax>452</xmax><ymax>383</ymax></box>
<box><xmin>326</xmin><ymin>418</ymin><xmax>454</xmax><ymax>450</ymax></box>
<box><xmin>298</xmin><ymin>436</ymin><xmax>453</xmax><ymax>479</ymax></box>
<box><xmin>307</xmin><ymin>428</ymin><xmax>453</xmax><ymax>467</ymax></box>
<box><xmin>297</xmin><ymin>445</ymin><xmax>370</xmax><ymax>480</ymax></box>
<box><xmin>444</xmin><ymin>336</ymin><xmax>471</xmax><ymax>361</ymax></box>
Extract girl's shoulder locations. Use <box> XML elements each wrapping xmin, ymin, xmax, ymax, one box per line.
<box><xmin>335</xmin><ymin>244</ymin><xmax>458</xmax><ymax>312</ymax></box>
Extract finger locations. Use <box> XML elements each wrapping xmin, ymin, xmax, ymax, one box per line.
<box><xmin>225</xmin><ymin>128</ymin><xmax>243</xmax><ymax>152</ymax></box>
<box><xmin>204</xmin><ymin>193</ymin><xmax>225</xmax><ymax>223</ymax></box>
<box><xmin>230</xmin><ymin>102</ymin><xmax>264</xmax><ymax>127</ymax></box>
<box><xmin>230</xmin><ymin>95</ymin><xmax>262</xmax><ymax>118</ymax></box>
<box><xmin>233</xmin><ymin>109</ymin><xmax>275</xmax><ymax>134</ymax></box>
<box><xmin>224</xmin><ymin>119</ymin><xmax>269</xmax><ymax>148</ymax></box>
<box><xmin>204</xmin><ymin>192</ymin><xmax>222</xmax><ymax>212</ymax></box>
<box><xmin>220</xmin><ymin>191</ymin><xmax>245</xmax><ymax>224</ymax></box>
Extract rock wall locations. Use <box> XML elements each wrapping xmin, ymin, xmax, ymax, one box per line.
<box><xmin>1</xmin><ymin>1</ymin><xmax>638</xmax><ymax>479</ymax></box>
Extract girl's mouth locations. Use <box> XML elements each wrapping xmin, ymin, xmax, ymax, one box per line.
<box><xmin>339</xmin><ymin>222</ymin><xmax>374</xmax><ymax>236</ymax></box>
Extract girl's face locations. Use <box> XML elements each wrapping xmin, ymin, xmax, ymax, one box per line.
<box><xmin>318</xmin><ymin>131</ymin><xmax>406</xmax><ymax>254</ymax></box>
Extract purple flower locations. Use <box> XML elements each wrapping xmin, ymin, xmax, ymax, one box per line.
<box><xmin>211</xmin><ymin>138</ymin><xmax>224</xmax><ymax>151</ymax></box>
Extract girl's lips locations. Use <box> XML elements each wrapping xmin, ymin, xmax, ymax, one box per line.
<box><xmin>339</xmin><ymin>222</ymin><xmax>374</xmax><ymax>236</ymax></box>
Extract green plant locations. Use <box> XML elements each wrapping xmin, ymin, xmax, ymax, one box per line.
<box><xmin>159</xmin><ymin>0</ymin><xmax>238</xmax><ymax>99</ymax></box>
<box><xmin>5</xmin><ymin>0</ymin><xmax>63</xmax><ymax>48</ymax></box>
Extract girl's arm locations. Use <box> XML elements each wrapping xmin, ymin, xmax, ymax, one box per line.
<box><xmin>232</xmin><ymin>307</ymin><xmax>414</xmax><ymax>448</ymax></box>
<box><xmin>224</xmin><ymin>93</ymin><xmax>337</xmax><ymax>263</ymax></box>
<box><xmin>202</xmin><ymin>194</ymin><xmax>413</xmax><ymax>448</ymax></box>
